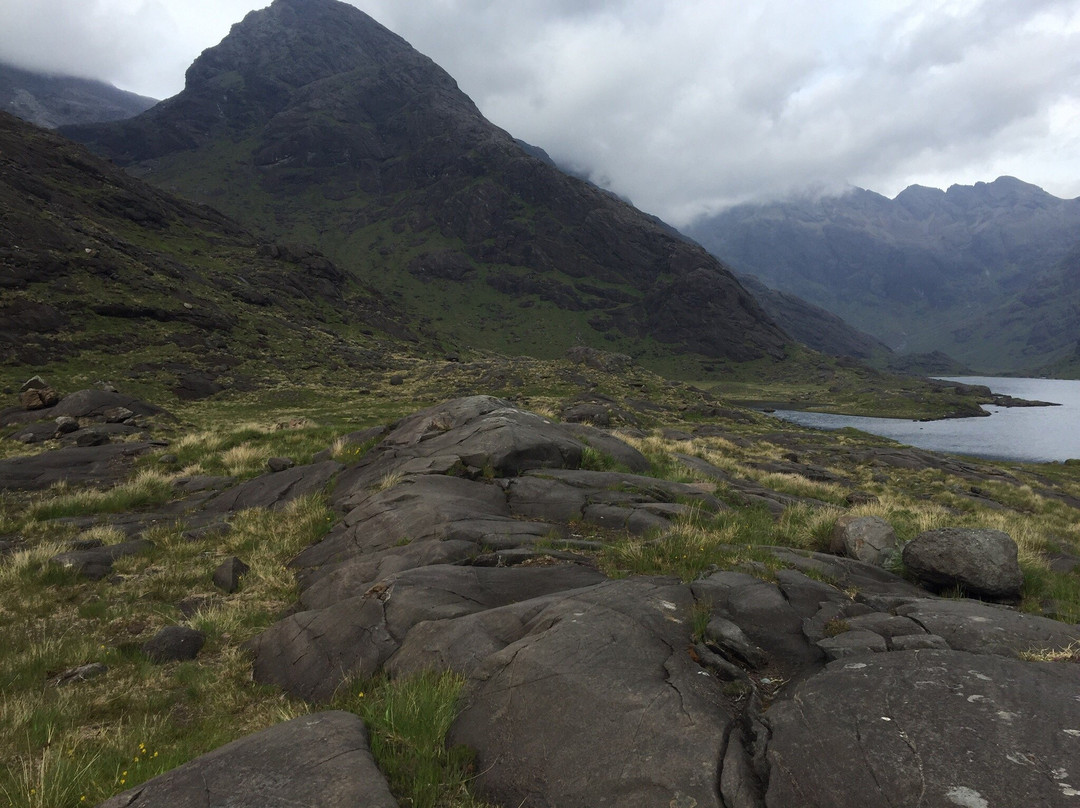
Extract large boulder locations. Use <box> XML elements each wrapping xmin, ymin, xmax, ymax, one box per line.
<box><xmin>96</xmin><ymin>712</ymin><xmax>398</xmax><ymax>807</ymax></box>
<box><xmin>902</xmin><ymin>527</ymin><xmax>1023</xmax><ymax>600</ymax></box>
<box><xmin>830</xmin><ymin>514</ymin><xmax>897</xmax><ymax>566</ymax></box>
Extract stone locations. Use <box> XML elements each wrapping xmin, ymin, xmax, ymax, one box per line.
<box><xmin>19</xmin><ymin>375</ymin><xmax>49</xmax><ymax>393</ymax></box>
<box><xmin>902</xmin><ymin>527</ymin><xmax>1023</xmax><ymax>600</ymax></box>
<box><xmin>203</xmin><ymin>460</ymin><xmax>343</xmax><ymax>513</ymax></box>
<box><xmin>54</xmin><ymin>416</ymin><xmax>79</xmax><ymax>434</ymax></box>
<box><xmin>50</xmin><ymin>538</ymin><xmax>153</xmax><ymax>580</ymax></box>
<box><xmin>894</xmin><ymin>598</ymin><xmax>1080</xmax><ymax>657</ymax></box>
<box><xmin>764</xmin><ymin>650</ymin><xmax>1080</xmax><ymax>808</ymax></box>
<box><xmin>50</xmin><ymin>389</ymin><xmax>164</xmax><ymax>420</ymax></box>
<box><xmin>96</xmin><ymin>712</ymin><xmax>398</xmax><ymax>808</ymax></box>
<box><xmin>75</xmin><ymin>430</ymin><xmax>110</xmax><ymax>447</ymax></box>
<box><xmin>704</xmin><ymin>616</ymin><xmax>768</xmax><ymax>668</ymax></box>
<box><xmin>816</xmin><ymin>629</ymin><xmax>888</xmax><ymax>661</ymax></box>
<box><xmin>830</xmin><ymin>514</ymin><xmax>897</xmax><ymax>566</ymax></box>
<box><xmin>298</xmin><ymin>475</ymin><xmax>552</xmax><ymax>573</ymax></box>
<box><xmin>889</xmin><ymin>633</ymin><xmax>949</xmax><ymax>651</ymax></box>
<box><xmin>20</xmin><ymin>386</ymin><xmax>59</xmax><ymax>410</ymax></box>
<box><xmin>248</xmin><ymin>563</ymin><xmax>604</xmax><ymax>702</ymax></box>
<box><xmin>51</xmin><ymin>662</ymin><xmax>108</xmax><ymax>687</ymax></box>
<box><xmin>450</xmin><ymin>579</ymin><xmax>731</xmax><ymax>808</ymax></box>
<box><xmin>213</xmin><ymin>556</ymin><xmax>250</xmax><ymax>593</ymax></box>
<box><xmin>142</xmin><ymin>626</ymin><xmax>205</xmax><ymax>663</ymax></box>
<box><xmin>267</xmin><ymin>456</ymin><xmax>295</xmax><ymax>472</ymax></box>
<box><xmin>102</xmin><ymin>406</ymin><xmax>135</xmax><ymax>423</ymax></box>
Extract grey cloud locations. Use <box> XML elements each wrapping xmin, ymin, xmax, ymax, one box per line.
<box><xmin>1</xmin><ymin>0</ymin><xmax>1077</xmax><ymax>222</ymax></box>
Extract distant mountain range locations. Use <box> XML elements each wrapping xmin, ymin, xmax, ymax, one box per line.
<box><xmin>0</xmin><ymin>62</ymin><xmax>156</xmax><ymax>129</ymax></box>
<box><xmin>686</xmin><ymin>178</ymin><xmax>1080</xmax><ymax>373</ymax></box>
<box><xmin>61</xmin><ymin>0</ymin><xmax>789</xmax><ymax>374</ymax></box>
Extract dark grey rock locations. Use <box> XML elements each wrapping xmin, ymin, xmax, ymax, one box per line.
<box><xmin>844</xmin><ymin>612</ymin><xmax>925</xmax><ymax>639</ymax></box>
<box><xmin>20</xmin><ymin>375</ymin><xmax>48</xmax><ymax>393</ymax></box>
<box><xmin>51</xmin><ymin>662</ymin><xmax>108</xmax><ymax>687</ymax></box>
<box><xmin>816</xmin><ymin>629</ymin><xmax>888</xmax><ymax>661</ymax></box>
<box><xmin>450</xmin><ymin>579</ymin><xmax>731</xmax><ymax>808</ymax></box>
<box><xmin>704</xmin><ymin>616</ymin><xmax>768</xmax><ymax>668</ymax></box>
<box><xmin>213</xmin><ymin>557</ymin><xmax>250</xmax><ymax>593</ymax></box>
<box><xmin>563</xmin><ymin>423</ymin><xmax>650</xmax><ymax>472</ymax></box>
<box><xmin>50</xmin><ymin>538</ymin><xmax>153</xmax><ymax>580</ymax></box>
<box><xmin>51</xmin><ymin>389</ymin><xmax>164</xmax><ymax>420</ymax></box>
<box><xmin>889</xmin><ymin>633</ymin><xmax>949</xmax><ymax>651</ymax></box>
<box><xmin>102</xmin><ymin>406</ymin><xmax>135</xmax><ymax>423</ymax></box>
<box><xmin>299</xmin><ymin>539</ymin><xmax>479</xmax><ymax>610</ymax></box>
<box><xmin>903</xmin><ymin>527</ymin><xmax>1023</xmax><ymax>600</ymax></box>
<box><xmin>142</xmin><ymin>625</ymin><xmax>205</xmax><ymax>663</ymax></box>
<box><xmin>297</xmin><ymin>475</ymin><xmax>551</xmax><ymax>573</ymax></box>
<box><xmin>249</xmin><ymin>563</ymin><xmax>604</xmax><ymax>702</ymax></box>
<box><xmin>764</xmin><ymin>650</ymin><xmax>1080</xmax><ymax>808</ymax></box>
<box><xmin>267</xmin><ymin>456</ymin><xmax>295</xmax><ymax>472</ymax></box>
<box><xmin>203</xmin><ymin>460</ymin><xmax>343</xmax><ymax>513</ymax></box>
<box><xmin>692</xmin><ymin>570</ymin><xmax>822</xmax><ymax>672</ymax></box>
<box><xmin>54</xmin><ymin>416</ymin><xmax>79</xmax><ymax>434</ymax></box>
<box><xmin>96</xmin><ymin>712</ymin><xmax>398</xmax><ymax>808</ymax></box>
<box><xmin>895</xmin><ymin>598</ymin><xmax>1080</xmax><ymax>657</ymax></box>
<box><xmin>173</xmin><ymin>475</ymin><xmax>234</xmax><ymax>494</ymax></box>
<box><xmin>830</xmin><ymin>514</ymin><xmax>897</xmax><ymax>566</ymax></box>
<box><xmin>0</xmin><ymin>442</ymin><xmax>155</xmax><ymax>491</ymax></box>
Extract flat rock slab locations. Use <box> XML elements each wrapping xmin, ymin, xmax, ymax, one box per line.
<box><xmin>896</xmin><ymin>598</ymin><xmax>1080</xmax><ymax>657</ymax></box>
<box><xmin>96</xmin><ymin>711</ymin><xmax>398</xmax><ymax>808</ymax></box>
<box><xmin>764</xmin><ymin>650</ymin><xmax>1080</xmax><ymax>808</ymax></box>
<box><xmin>294</xmin><ymin>474</ymin><xmax>553</xmax><ymax>572</ymax></box>
<box><xmin>0</xmin><ymin>443</ymin><xmax>155</xmax><ymax>491</ymax></box>
<box><xmin>249</xmin><ymin>563</ymin><xmax>605</xmax><ymax>702</ymax></box>
<box><xmin>203</xmin><ymin>460</ymin><xmax>343</xmax><ymax>513</ymax></box>
<box><xmin>450</xmin><ymin>578</ymin><xmax>732</xmax><ymax>808</ymax></box>
<box><xmin>51</xmin><ymin>539</ymin><xmax>154</xmax><ymax>580</ymax></box>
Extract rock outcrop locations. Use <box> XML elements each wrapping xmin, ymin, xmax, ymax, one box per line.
<box><xmin>96</xmin><ymin>712</ymin><xmax>398</xmax><ymax>808</ymax></box>
<box><xmin>239</xmin><ymin>396</ymin><xmax>1080</xmax><ymax>807</ymax></box>
<box><xmin>6</xmin><ymin>393</ymin><xmax>1077</xmax><ymax>807</ymax></box>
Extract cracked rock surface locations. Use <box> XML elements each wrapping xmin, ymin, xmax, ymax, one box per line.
<box><xmin>70</xmin><ymin>396</ymin><xmax>1080</xmax><ymax>807</ymax></box>
<box><xmin>96</xmin><ymin>712</ymin><xmax>398</xmax><ymax>808</ymax></box>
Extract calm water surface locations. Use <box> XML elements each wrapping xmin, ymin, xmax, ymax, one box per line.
<box><xmin>770</xmin><ymin>377</ymin><xmax>1080</xmax><ymax>463</ymax></box>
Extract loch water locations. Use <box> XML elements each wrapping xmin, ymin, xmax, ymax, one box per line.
<box><xmin>769</xmin><ymin>376</ymin><xmax>1080</xmax><ymax>463</ymax></box>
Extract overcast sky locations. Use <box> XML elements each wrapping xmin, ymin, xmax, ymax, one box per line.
<box><xmin>3</xmin><ymin>0</ymin><xmax>1079</xmax><ymax>226</ymax></box>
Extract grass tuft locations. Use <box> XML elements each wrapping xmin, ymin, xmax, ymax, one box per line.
<box><xmin>335</xmin><ymin>671</ymin><xmax>493</xmax><ymax>808</ymax></box>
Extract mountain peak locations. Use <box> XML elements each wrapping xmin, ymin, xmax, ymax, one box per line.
<box><xmin>63</xmin><ymin>4</ymin><xmax>788</xmax><ymax>365</ymax></box>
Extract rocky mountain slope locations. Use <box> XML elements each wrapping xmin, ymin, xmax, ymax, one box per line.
<box><xmin>686</xmin><ymin>177</ymin><xmax>1080</xmax><ymax>373</ymax></box>
<box><xmin>0</xmin><ymin>62</ymin><xmax>156</xmax><ymax>129</ymax></box>
<box><xmin>0</xmin><ymin>110</ymin><xmax>416</xmax><ymax>400</ymax></box>
<box><xmin>735</xmin><ymin>273</ymin><xmax>892</xmax><ymax>362</ymax></box>
<box><xmin>63</xmin><ymin>0</ymin><xmax>788</xmax><ymax>373</ymax></box>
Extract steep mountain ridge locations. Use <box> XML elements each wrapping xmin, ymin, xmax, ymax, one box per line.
<box><xmin>64</xmin><ymin>0</ymin><xmax>788</xmax><ymax>370</ymax></box>
<box><xmin>0</xmin><ymin>62</ymin><xmax>156</xmax><ymax>129</ymax></box>
<box><xmin>686</xmin><ymin>178</ymin><xmax>1080</xmax><ymax>373</ymax></box>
